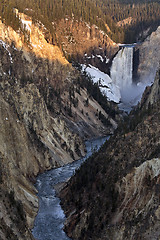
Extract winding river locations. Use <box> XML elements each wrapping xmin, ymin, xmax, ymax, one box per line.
<box><xmin>32</xmin><ymin>137</ymin><xmax>108</xmax><ymax>240</ymax></box>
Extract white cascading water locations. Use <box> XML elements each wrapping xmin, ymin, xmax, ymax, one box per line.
<box><xmin>110</xmin><ymin>47</ymin><xmax>133</xmax><ymax>103</ymax></box>
<box><xmin>83</xmin><ymin>45</ymin><xmax>151</xmax><ymax>112</ymax></box>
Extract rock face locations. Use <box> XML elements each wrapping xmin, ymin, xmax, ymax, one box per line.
<box><xmin>134</xmin><ymin>26</ymin><xmax>160</xmax><ymax>83</ymax></box>
<box><xmin>140</xmin><ymin>69</ymin><xmax>160</xmax><ymax>108</ymax></box>
<box><xmin>0</xmin><ymin>54</ymin><xmax>84</xmax><ymax>239</ymax></box>
<box><xmin>0</xmin><ymin>11</ymin><xmax>120</xmax><ymax>240</ymax></box>
<box><xmin>60</xmin><ymin>69</ymin><xmax>160</xmax><ymax>240</ymax></box>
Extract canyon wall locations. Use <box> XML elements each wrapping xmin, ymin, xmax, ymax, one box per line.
<box><xmin>61</xmin><ymin>68</ymin><xmax>160</xmax><ymax>240</ymax></box>
<box><xmin>134</xmin><ymin>26</ymin><xmax>160</xmax><ymax>83</ymax></box>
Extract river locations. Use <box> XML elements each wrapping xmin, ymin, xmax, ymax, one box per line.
<box><xmin>32</xmin><ymin>137</ymin><xmax>108</xmax><ymax>240</ymax></box>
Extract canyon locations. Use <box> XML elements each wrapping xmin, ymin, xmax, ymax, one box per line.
<box><xmin>1</xmin><ymin>6</ymin><xmax>160</xmax><ymax>240</ymax></box>
<box><xmin>0</xmin><ymin>10</ymin><xmax>119</xmax><ymax>240</ymax></box>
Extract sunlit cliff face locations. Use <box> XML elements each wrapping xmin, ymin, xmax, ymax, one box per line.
<box><xmin>0</xmin><ymin>11</ymin><xmax>68</xmax><ymax>65</ymax></box>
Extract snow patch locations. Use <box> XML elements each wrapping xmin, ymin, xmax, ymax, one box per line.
<box><xmin>85</xmin><ymin>22</ymin><xmax>91</xmax><ymax>29</ymax></box>
<box><xmin>105</xmin><ymin>57</ymin><xmax>109</xmax><ymax>64</ymax></box>
<box><xmin>81</xmin><ymin>64</ymin><xmax>121</xmax><ymax>103</ymax></box>
<box><xmin>0</xmin><ymin>40</ymin><xmax>13</xmax><ymax>63</ymax></box>
<box><xmin>32</xmin><ymin>44</ymin><xmax>37</xmax><ymax>48</ymax></box>
<box><xmin>100</xmin><ymin>30</ymin><xmax>105</xmax><ymax>35</ymax></box>
<box><xmin>21</xmin><ymin>19</ymin><xmax>32</xmax><ymax>32</ymax></box>
<box><xmin>96</xmin><ymin>55</ymin><xmax>104</xmax><ymax>62</ymax></box>
<box><xmin>25</xmin><ymin>8</ymin><xmax>33</xmax><ymax>12</ymax></box>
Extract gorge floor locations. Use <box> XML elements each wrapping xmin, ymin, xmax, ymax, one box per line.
<box><xmin>32</xmin><ymin>137</ymin><xmax>108</xmax><ymax>240</ymax></box>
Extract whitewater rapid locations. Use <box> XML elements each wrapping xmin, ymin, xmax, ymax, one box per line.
<box><xmin>32</xmin><ymin>137</ymin><xmax>108</xmax><ymax>240</ymax></box>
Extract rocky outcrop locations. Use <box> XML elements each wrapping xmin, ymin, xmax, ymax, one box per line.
<box><xmin>109</xmin><ymin>157</ymin><xmax>160</xmax><ymax>240</ymax></box>
<box><xmin>117</xmin><ymin>17</ymin><xmax>134</xmax><ymax>27</ymax></box>
<box><xmin>139</xmin><ymin>69</ymin><xmax>160</xmax><ymax>108</ymax></box>
<box><xmin>134</xmin><ymin>26</ymin><xmax>160</xmax><ymax>83</ymax></box>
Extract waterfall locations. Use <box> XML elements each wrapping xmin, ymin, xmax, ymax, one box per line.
<box><xmin>82</xmin><ymin>45</ymin><xmax>146</xmax><ymax>112</ymax></box>
<box><xmin>110</xmin><ymin>47</ymin><xmax>133</xmax><ymax>103</ymax></box>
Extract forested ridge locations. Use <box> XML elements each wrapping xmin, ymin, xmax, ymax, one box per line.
<box><xmin>1</xmin><ymin>0</ymin><xmax>160</xmax><ymax>43</ymax></box>
<box><xmin>0</xmin><ymin>0</ymin><xmax>111</xmax><ymax>42</ymax></box>
<box><xmin>96</xmin><ymin>0</ymin><xmax>160</xmax><ymax>42</ymax></box>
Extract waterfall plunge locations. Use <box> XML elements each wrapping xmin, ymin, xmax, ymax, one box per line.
<box><xmin>83</xmin><ymin>45</ymin><xmax>149</xmax><ymax>112</ymax></box>
<box><xmin>110</xmin><ymin>47</ymin><xmax>134</xmax><ymax>103</ymax></box>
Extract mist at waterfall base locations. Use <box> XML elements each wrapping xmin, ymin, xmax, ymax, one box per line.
<box><xmin>82</xmin><ymin>46</ymin><xmax>154</xmax><ymax>112</ymax></box>
<box><xmin>118</xmin><ymin>81</ymin><xmax>151</xmax><ymax>112</ymax></box>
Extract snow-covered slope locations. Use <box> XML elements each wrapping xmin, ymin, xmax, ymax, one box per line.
<box><xmin>82</xmin><ymin>64</ymin><xmax>121</xmax><ymax>103</ymax></box>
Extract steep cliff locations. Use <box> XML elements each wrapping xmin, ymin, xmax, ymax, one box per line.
<box><xmin>139</xmin><ymin>69</ymin><xmax>160</xmax><ymax>108</ymax></box>
<box><xmin>61</xmin><ymin>69</ymin><xmax>160</xmax><ymax>240</ymax></box>
<box><xmin>134</xmin><ymin>26</ymin><xmax>160</xmax><ymax>84</ymax></box>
